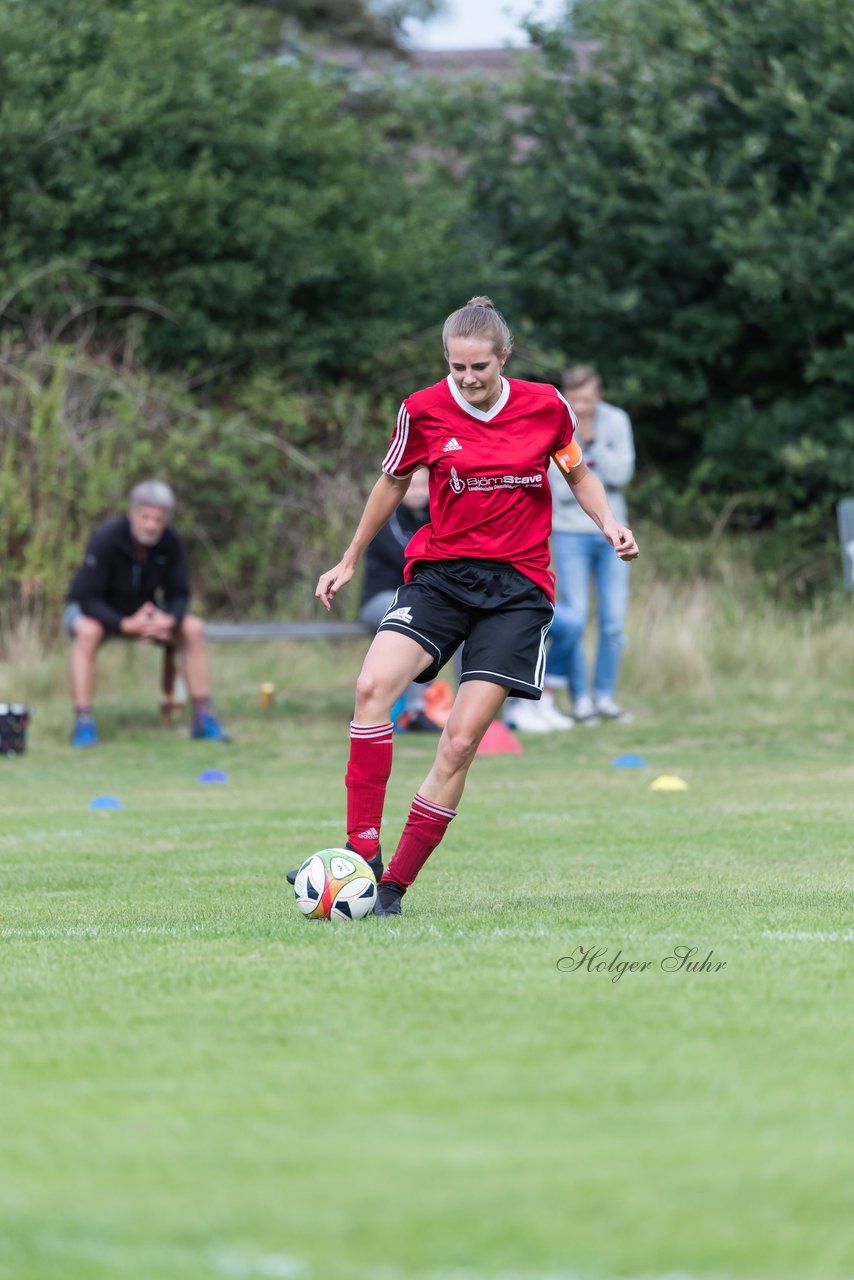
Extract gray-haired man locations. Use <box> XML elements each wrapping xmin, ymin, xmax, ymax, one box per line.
<box><xmin>64</xmin><ymin>481</ymin><xmax>228</xmax><ymax>747</ymax></box>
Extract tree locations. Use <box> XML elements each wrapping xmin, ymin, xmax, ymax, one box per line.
<box><xmin>0</xmin><ymin>0</ymin><xmax>476</xmax><ymax>381</ymax></box>
<box><xmin>460</xmin><ymin>0</ymin><xmax>854</xmax><ymax>574</ymax></box>
<box><xmin>241</xmin><ymin>0</ymin><xmax>444</xmax><ymax>50</ymax></box>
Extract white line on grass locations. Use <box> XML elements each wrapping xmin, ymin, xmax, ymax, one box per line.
<box><xmin>0</xmin><ymin>817</ymin><xmax>342</xmax><ymax>848</ymax></box>
<box><xmin>0</xmin><ymin>829</ymin><xmax>87</xmax><ymax>845</ymax></box>
<box><xmin>212</xmin><ymin>1249</ymin><xmax>306</xmax><ymax>1278</ymax></box>
<box><xmin>210</xmin><ymin>1257</ymin><xmax>734</xmax><ymax>1280</ymax></box>
<box><xmin>362</xmin><ymin>1267</ymin><xmax>736</xmax><ymax>1280</ymax></box>
<box><xmin>2</xmin><ymin>1230</ymin><xmax>748</xmax><ymax>1280</ymax></box>
<box><xmin>2</xmin><ymin>923</ymin><xmax>851</xmax><ymax>944</ymax></box>
<box><xmin>0</xmin><ymin>924</ymin><xmax>201</xmax><ymax>939</ymax></box>
<box><xmin>491</xmin><ymin>926</ymin><xmax>852</xmax><ymax>944</ymax></box>
<box><xmin>759</xmin><ymin>928</ymin><xmax>854</xmax><ymax>942</ymax></box>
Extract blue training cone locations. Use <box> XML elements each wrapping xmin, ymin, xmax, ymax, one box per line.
<box><xmin>88</xmin><ymin>795</ymin><xmax>124</xmax><ymax>810</ymax></box>
<box><xmin>613</xmin><ymin>754</ymin><xmax>648</xmax><ymax>769</ymax></box>
<box><xmin>198</xmin><ymin>769</ymin><xmax>229</xmax><ymax>784</ymax></box>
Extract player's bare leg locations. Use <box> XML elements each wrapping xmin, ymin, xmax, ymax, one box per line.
<box><xmin>420</xmin><ymin>680</ymin><xmax>509</xmax><ymax>810</ymax></box>
<box><xmin>286</xmin><ymin>631</ymin><xmax>433</xmax><ymax>887</ymax></box>
<box><xmin>353</xmin><ymin>630</ymin><xmax>434</xmax><ymax>724</ymax></box>
<box><xmin>376</xmin><ymin>680</ymin><xmax>509</xmax><ymax>915</ymax></box>
<box><xmin>346</xmin><ymin>630</ymin><xmax>434</xmax><ymax>865</ymax></box>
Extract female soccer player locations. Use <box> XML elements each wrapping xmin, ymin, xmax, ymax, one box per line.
<box><xmin>307</xmin><ymin>297</ymin><xmax>638</xmax><ymax>915</ymax></box>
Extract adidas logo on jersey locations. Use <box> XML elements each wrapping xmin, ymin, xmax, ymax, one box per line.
<box><xmin>383</xmin><ymin>606</ymin><xmax>414</xmax><ymax>625</ymax></box>
<box><xmin>443</xmin><ymin>437</ymin><xmax>462</xmax><ymax>452</ymax></box>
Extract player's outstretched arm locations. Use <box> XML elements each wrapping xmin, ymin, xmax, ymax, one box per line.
<box><xmin>316</xmin><ymin>472</ymin><xmax>413</xmax><ymax>610</ymax></box>
<box><xmin>562</xmin><ymin>461</ymin><xmax>640</xmax><ymax>561</ymax></box>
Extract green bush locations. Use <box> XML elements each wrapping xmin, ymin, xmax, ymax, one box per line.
<box><xmin>3</xmin><ymin>0</ymin><xmax>853</xmax><ymax>606</ymax></box>
<box><xmin>0</xmin><ymin>0</ymin><xmax>481</xmax><ymax>380</ymax></box>
<box><xmin>440</xmin><ymin>0</ymin><xmax>854</xmax><ymax>579</ymax></box>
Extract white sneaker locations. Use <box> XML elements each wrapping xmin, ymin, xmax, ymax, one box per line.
<box><xmin>504</xmin><ymin>697</ymin><xmax>553</xmax><ymax>733</ymax></box>
<box><xmin>572</xmin><ymin>694</ymin><xmax>600</xmax><ymax>726</ymax></box>
<box><xmin>593</xmin><ymin>695</ymin><xmax>634</xmax><ymax>723</ymax></box>
<box><xmin>539</xmin><ymin>692</ymin><xmax>574</xmax><ymax>730</ymax></box>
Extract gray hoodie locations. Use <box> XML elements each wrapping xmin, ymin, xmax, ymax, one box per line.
<box><xmin>549</xmin><ymin>399</ymin><xmax>635</xmax><ymax>534</ymax></box>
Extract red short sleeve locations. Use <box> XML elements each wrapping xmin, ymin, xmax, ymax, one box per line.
<box><xmin>382</xmin><ymin>401</ymin><xmax>428</xmax><ymax>477</ymax></box>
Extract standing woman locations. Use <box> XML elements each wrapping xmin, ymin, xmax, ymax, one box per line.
<box><xmin>547</xmin><ymin>364</ymin><xmax>636</xmax><ymax>724</ymax></box>
<box><xmin>298</xmin><ymin>298</ymin><xmax>638</xmax><ymax>916</ymax></box>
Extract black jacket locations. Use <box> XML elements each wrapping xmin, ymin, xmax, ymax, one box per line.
<box><xmin>360</xmin><ymin>503</ymin><xmax>430</xmax><ymax>602</ymax></box>
<box><xmin>67</xmin><ymin>516</ymin><xmax>190</xmax><ymax>636</ymax></box>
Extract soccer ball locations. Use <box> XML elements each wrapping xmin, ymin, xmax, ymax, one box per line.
<box><xmin>293</xmin><ymin>848</ymin><xmax>378</xmax><ymax>921</ymax></box>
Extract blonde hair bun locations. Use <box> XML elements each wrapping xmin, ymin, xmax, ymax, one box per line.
<box><xmin>443</xmin><ymin>297</ymin><xmax>513</xmax><ymax>358</ymax></box>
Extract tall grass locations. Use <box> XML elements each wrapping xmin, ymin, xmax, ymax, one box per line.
<box><xmin>621</xmin><ymin>531</ymin><xmax>854</xmax><ymax>697</ymax></box>
<box><xmin>2</xmin><ymin>537</ymin><xmax>852</xmax><ymax>737</ymax></box>
<box><xmin>0</xmin><ymin>341</ymin><xmax>391</xmax><ymax>635</ymax></box>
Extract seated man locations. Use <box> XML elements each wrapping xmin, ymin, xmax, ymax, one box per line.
<box><xmin>64</xmin><ymin>480</ymin><xmax>229</xmax><ymax>747</ymax></box>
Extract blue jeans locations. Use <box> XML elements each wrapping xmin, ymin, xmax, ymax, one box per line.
<box><xmin>546</xmin><ymin>531</ymin><xmax>631</xmax><ymax>699</ymax></box>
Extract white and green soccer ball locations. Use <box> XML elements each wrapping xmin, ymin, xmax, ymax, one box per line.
<box><xmin>293</xmin><ymin>848</ymin><xmax>378</xmax><ymax>921</ymax></box>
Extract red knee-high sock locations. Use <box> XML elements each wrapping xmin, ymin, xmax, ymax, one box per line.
<box><xmin>345</xmin><ymin>722</ymin><xmax>394</xmax><ymax>859</ymax></box>
<box><xmin>383</xmin><ymin>792</ymin><xmax>457</xmax><ymax>889</ymax></box>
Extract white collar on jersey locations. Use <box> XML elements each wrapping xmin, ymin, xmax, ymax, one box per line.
<box><xmin>445</xmin><ymin>373</ymin><xmax>510</xmax><ymax>422</ymax></box>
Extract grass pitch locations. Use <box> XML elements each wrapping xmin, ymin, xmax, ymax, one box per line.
<box><xmin>0</xmin><ymin>640</ymin><xmax>851</xmax><ymax>1280</ymax></box>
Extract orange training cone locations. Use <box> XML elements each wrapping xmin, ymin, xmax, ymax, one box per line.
<box><xmin>423</xmin><ymin>678</ymin><xmax>455</xmax><ymax>728</ymax></box>
<box><xmin>476</xmin><ymin>720</ymin><xmax>523</xmax><ymax>756</ymax></box>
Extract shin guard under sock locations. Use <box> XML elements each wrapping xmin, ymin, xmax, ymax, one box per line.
<box><xmin>382</xmin><ymin>791</ymin><xmax>457</xmax><ymax>890</ymax></box>
<box><xmin>345</xmin><ymin>721</ymin><xmax>393</xmax><ymax>860</ymax></box>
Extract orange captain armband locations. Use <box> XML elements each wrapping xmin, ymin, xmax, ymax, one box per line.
<box><xmin>552</xmin><ymin>437</ymin><xmax>584</xmax><ymax>474</ymax></box>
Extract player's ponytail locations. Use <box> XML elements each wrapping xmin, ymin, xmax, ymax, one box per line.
<box><xmin>442</xmin><ymin>296</ymin><xmax>513</xmax><ymax>359</ymax></box>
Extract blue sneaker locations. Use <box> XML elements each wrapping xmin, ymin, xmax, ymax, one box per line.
<box><xmin>191</xmin><ymin>712</ymin><xmax>230</xmax><ymax>742</ymax></box>
<box><xmin>71</xmin><ymin>717</ymin><xmax>98</xmax><ymax>749</ymax></box>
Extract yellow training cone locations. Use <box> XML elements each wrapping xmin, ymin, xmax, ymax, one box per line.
<box><xmin>650</xmin><ymin>774</ymin><xmax>688</xmax><ymax>791</ymax></box>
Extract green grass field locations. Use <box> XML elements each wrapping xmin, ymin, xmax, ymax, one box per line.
<box><xmin>1</xmin><ymin>637</ymin><xmax>852</xmax><ymax>1280</ymax></box>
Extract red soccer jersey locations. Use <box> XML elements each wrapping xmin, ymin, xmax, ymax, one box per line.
<box><xmin>381</xmin><ymin>375</ymin><xmax>577</xmax><ymax>603</ymax></box>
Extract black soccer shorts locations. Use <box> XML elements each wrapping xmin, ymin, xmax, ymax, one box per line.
<box><xmin>376</xmin><ymin>558</ymin><xmax>554</xmax><ymax>700</ymax></box>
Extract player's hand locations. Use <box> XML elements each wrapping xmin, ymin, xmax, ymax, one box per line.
<box><xmin>316</xmin><ymin>560</ymin><xmax>355</xmax><ymax>610</ymax></box>
<box><xmin>604</xmin><ymin>523</ymin><xmax>639</xmax><ymax>561</ymax></box>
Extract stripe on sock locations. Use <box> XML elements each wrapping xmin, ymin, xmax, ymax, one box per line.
<box><xmin>350</xmin><ymin>721</ymin><xmax>394</xmax><ymax>741</ymax></box>
<box><xmin>382</xmin><ymin>791</ymin><xmax>457</xmax><ymax>889</ymax></box>
<box><xmin>412</xmin><ymin>791</ymin><xmax>457</xmax><ymax>821</ymax></box>
<box><xmin>345</xmin><ymin>721</ymin><xmax>394</xmax><ymax>859</ymax></box>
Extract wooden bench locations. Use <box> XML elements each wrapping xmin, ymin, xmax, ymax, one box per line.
<box><xmin>204</xmin><ymin>621</ymin><xmax>369</xmax><ymax>641</ymax></box>
<box><xmin>160</xmin><ymin>619</ymin><xmax>370</xmax><ymax>720</ymax></box>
